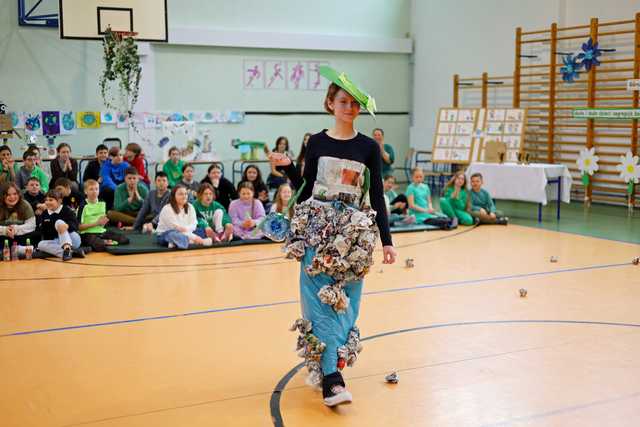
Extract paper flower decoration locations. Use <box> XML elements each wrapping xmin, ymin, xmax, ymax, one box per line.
<box><xmin>576</xmin><ymin>147</ymin><xmax>599</xmax><ymax>185</ymax></box>
<box><xmin>577</xmin><ymin>38</ymin><xmax>602</xmax><ymax>72</ymax></box>
<box><xmin>616</xmin><ymin>151</ymin><xmax>640</xmax><ymax>194</ymax></box>
<box><xmin>260</xmin><ymin>212</ymin><xmax>290</xmax><ymax>242</ymax></box>
<box><xmin>561</xmin><ymin>54</ymin><xmax>582</xmax><ymax>82</ymax></box>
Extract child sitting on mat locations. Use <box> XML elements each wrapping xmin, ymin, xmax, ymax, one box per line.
<box><xmin>238</xmin><ymin>165</ymin><xmax>271</xmax><ymax>212</ymax></box>
<box><xmin>155</xmin><ymin>185</ymin><xmax>212</xmax><ymax>249</ymax></box>
<box><xmin>469</xmin><ymin>173</ymin><xmax>508</xmax><ymax>225</ymax></box>
<box><xmin>228</xmin><ymin>181</ymin><xmax>265</xmax><ymax>240</ymax></box>
<box><xmin>107</xmin><ymin>167</ymin><xmax>149</xmax><ymax>227</ymax></box>
<box><xmin>270</xmin><ymin>183</ymin><xmax>294</xmax><ymax>218</ymax></box>
<box><xmin>200</xmin><ymin>163</ymin><xmax>237</xmax><ymax>210</ymax></box>
<box><xmin>23</xmin><ymin>177</ymin><xmax>46</xmax><ymax>216</ymax></box>
<box><xmin>78</xmin><ymin>179</ymin><xmax>130</xmax><ymax>252</ymax></box>
<box><xmin>37</xmin><ymin>189</ymin><xmax>83</xmax><ymax>261</ymax></box>
<box><xmin>440</xmin><ymin>171</ymin><xmax>474</xmax><ymax>226</ymax></box>
<box><xmin>406</xmin><ymin>168</ymin><xmax>454</xmax><ymax>229</ymax></box>
<box><xmin>180</xmin><ymin>163</ymin><xmax>200</xmax><ymax>199</ymax></box>
<box><xmin>383</xmin><ymin>175</ymin><xmax>407</xmax><ymax>215</ymax></box>
<box><xmin>133</xmin><ymin>172</ymin><xmax>170</xmax><ymax>233</ymax></box>
<box><xmin>193</xmin><ymin>183</ymin><xmax>233</xmax><ymax>242</ymax></box>
<box><xmin>162</xmin><ymin>147</ymin><xmax>184</xmax><ymax>188</ymax></box>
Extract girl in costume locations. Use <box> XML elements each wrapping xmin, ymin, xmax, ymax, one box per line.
<box><xmin>269</xmin><ymin>65</ymin><xmax>397</xmax><ymax>407</ymax></box>
<box><xmin>440</xmin><ymin>171</ymin><xmax>474</xmax><ymax>226</ymax></box>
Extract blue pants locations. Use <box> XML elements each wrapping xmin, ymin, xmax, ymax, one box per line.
<box><xmin>157</xmin><ymin>230</ymin><xmax>190</xmax><ymax>249</ymax></box>
<box><xmin>300</xmin><ymin>248</ymin><xmax>363</xmax><ymax>376</ymax></box>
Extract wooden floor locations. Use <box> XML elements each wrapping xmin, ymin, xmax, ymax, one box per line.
<box><xmin>1</xmin><ymin>224</ymin><xmax>639</xmax><ymax>427</ymax></box>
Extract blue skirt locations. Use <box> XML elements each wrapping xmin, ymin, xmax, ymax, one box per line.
<box><xmin>300</xmin><ymin>247</ymin><xmax>363</xmax><ymax>376</ymax></box>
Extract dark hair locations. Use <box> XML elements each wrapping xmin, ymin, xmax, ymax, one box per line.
<box><xmin>207</xmin><ymin>163</ymin><xmax>222</xmax><ymax>174</ymax></box>
<box><xmin>45</xmin><ymin>189</ymin><xmax>63</xmax><ymax>201</ymax></box>
<box><xmin>197</xmin><ymin>182</ymin><xmax>216</xmax><ymax>201</ymax></box>
<box><xmin>0</xmin><ymin>145</ymin><xmax>11</xmax><ymax>154</ymax></box>
<box><xmin>125</xmin><ymin>167</ymin><xmax>139</xmax><ymax>177</ymax></box>
<box><xmin>470</xmin><ymin>173</ymin><xmax>483</xmax><ymax>180</ymax></box>
<box><xmin>237</xmin><ymin>181</ymin><xmax>255</xmax><ymax>195</ymax></box>
<box><xmin>95</xmin><ymin>144</ymin><xmax>109</xmax><ymax>154</ymax></box>
<box><xmin>168</xmin><ymin>146</ymin><xmax>180</xmax><ymax>156</ymax></box>
<box><xmin>155</xmin><ymin>171</ymin><xmax>168</xmax><ymax>179</ymax></box>
<box><xmin>181</xmin><ymin>163</ymin><xmax>194</xmax><ymax>173</ymax></box>
<box><xmin>56</xmin><ymin>142</ymin><xmax>71</xmax><ymax>153</ymax></box>
<box><xmin>373</xmin><ymin>128</ymin><xmax>384</xmax><ymax>136</ymax></box>
<box><xmin>22</xmin><ymin>149</ymin><xmax>38</xmax><ymax>161</ymax></box>
<box><xmin>241</xmin><ymin>165</ymin><xmax>264</xmax><ymax>186</ymax></box>
<box><xmin>54</xmin><ymin>177</ymin><xmax>73</xmax><ymax>188</ymax></box>
<box><xmin>0</xmin><ymin>182</ymin><xmax>31</xmax><ymax>220</ymax></box>
<box><xmin>169</xmin><ymin>185</ymin><xmax>189</xmax><ymax>215</ymax></box>
<box><xmin>383</xmin><ymin>174</ymin><xmax>395</xmax><ymax>181</ymax></box>
<box><xmin>26</xmin><ymin>176</ymin><xmax>40</xmax><ymax>185</ymax></box>
<box><xmin>125</xmin><ymin>142</ymin><xmax>142</xmax><ymax>156</ymax></box>
<box><xmin>296</xmin><ymin>133</ymin><xmax>312</xmax><ymax>166</ymax></box>
<box><xmin>273</xmin><ymin>136</ymin><xmax>289</xmax><ymax>153</ymax></box>
<box><xmin>108</xmin><ymin>146</ymin><xmax>120</xmax><ymax>157</ymax></box>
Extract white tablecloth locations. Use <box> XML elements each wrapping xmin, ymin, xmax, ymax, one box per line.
<box><xmin>465</xmin><ymin>163</ymin><xmax>572</xmax><ymax>205</ymax></box>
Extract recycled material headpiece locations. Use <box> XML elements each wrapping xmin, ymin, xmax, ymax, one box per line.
<box><xmin>319</xmin><ymin>65</ymin><xmax>377</xmax><ymax>117</ymax></box>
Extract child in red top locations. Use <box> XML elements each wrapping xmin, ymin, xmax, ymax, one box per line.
<box><xmin>124</xmin><ymin>143</ymin><xmax>150</xmax><ymax>185</ymax></box>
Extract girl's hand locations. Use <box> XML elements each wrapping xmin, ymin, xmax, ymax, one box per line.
<box><xmin>382</xmin><ymin>245</ymin><xmax>397</xmax><ymax>264</ymax></box>
<box><xmin>176</xmin><ymin>225</ymin><xmax>189</xmax><ymax>233</ymax></box>
<box><xmin>268</xmin><ymin>152</ymin><xmax>291</xmax><ymax>167</ymax></box>
<box><xmin>242</xmin><ymin>219</ymin><xmax>254</xmax><ymax>229</ymax></box>
<box><xmin>428</xmin><ymin>207</ymin><xmax>435</xmax><ymax>214</ymax></box>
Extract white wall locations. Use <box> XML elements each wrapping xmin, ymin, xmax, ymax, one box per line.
<box><xmin>410</xmin><ymin>0</ymin><xmax>640</xmax><ymax>151</ymax></box>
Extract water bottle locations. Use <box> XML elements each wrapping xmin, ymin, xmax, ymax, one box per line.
<box><xmin>2</xmin><ymin>240</ymin><xmax>10</xmax><ymax>261</ymax></box>
<box><xmin>25</xmin><ymin>238</ymin><xmax>33</xmax><ymax>260</ymax></box>
<box><xmin>10</xmin><ymin>242</ymin><xmax>18</xmax><ymax>261</ymax></box>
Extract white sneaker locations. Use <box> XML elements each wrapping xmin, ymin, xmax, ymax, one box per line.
<box><xmin>201</xmin><ymin>237</ymin><xmax>213</xmax><ymax>246</ymax></box>
<box><xmin>323</xmin><ymin>385</ymin><xmax>352</xmax><ymax>407</ymax></box>
<box><xmin>168</xmin><ymin>243</ymin><xmax>175</xmax><ymax>249</ymax></box>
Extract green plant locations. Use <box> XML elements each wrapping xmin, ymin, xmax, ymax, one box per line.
<box><xmin>99</xmin><ymin>28</ymin><xmax>142</xmax><ymax>122</ymax></box>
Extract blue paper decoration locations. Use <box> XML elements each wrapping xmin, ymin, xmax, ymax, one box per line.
<box><xmin>561</xmin><ymin>54</ymin><xmax>582</xmax><ymax>82</ymax></box>
<box><xmin>577</xmin><ymin>37</ymin><xmax>602</xmax><ymax>72</ymax></box>
<box><xmin>260</xmin><ymin>212</ymin><xmax>290</xmax><ymax>242</ymax></box>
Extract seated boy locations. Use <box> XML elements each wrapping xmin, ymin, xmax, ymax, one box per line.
<box><xmin>133</xmin><ymin>172</ymin><xmax>171</xmax><ymax>232</ymax></box>
<box><xmin>82</xmin><ymin>144</ymin><xmax>109</xmax><ymax>184</ymax></box>
<box><xmin>23</xmin><ymin>177</ymin><xmax>47</xmax><ymax>215</ymax></box>
<box><xmin>37</xmin><ymin>189</ymin><xmax>83</xmax><ymax>261</ymax></box>
<box><xmin>469</xmin><ymin>173</ymin><xmax>508</xmax><ymax>225</ymax></box>
<box><xmin>16</xmin><ymin>150</ymin><xmax>49</xmax><ymax>191</ymax></box>
<box><xmin>54</xmin><ymin>177</ymin><xmax>85</xmax><ymax>215</ymax></box>
<box><xmin>100</xmin><ymin>146</ymin><xmax>130</xmax><ymax>209</ymax></box>
<box><xmin>107</xmin><ymin>167</ymin><xmax>149</xmax><ymax>226</ymax></box>
<box><xmin>78</xmin><ymin>179</ymin><xmax>130</xmax><ymax>252</ymax></box>
<box><xmin>384</xmin><ymin>174</ymin><xmax>408</xmax><ymax>214</ymax></box>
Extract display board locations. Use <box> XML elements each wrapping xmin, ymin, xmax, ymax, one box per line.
<box><xmin>432</xmin><ymin>108</ymin><xmax>482</xmax><ymax>164</ymax></box>
<box><xmin>477</xmin><ymin>108</ymin><xmax>526</xmax><ymax>162</ymax></box>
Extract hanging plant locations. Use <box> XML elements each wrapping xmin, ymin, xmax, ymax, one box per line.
<box><xmin>99</xmin><ymin>27</ymin><xmax>142</xmax><ymax>122</ymax></box>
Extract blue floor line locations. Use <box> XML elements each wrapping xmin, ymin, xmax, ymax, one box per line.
<box><xmin>1</xmin><ymin>261</ymin><xmax>631</xmax><ymax>338</ymax></box>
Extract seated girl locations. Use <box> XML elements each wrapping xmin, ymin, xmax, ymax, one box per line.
<box><xmin>270</xmin><ymin>183</ymin><xmax>294</xmax><ymax>218</ymax></box>
<box><xmin>440</xmin><ymin>171</ymin><xmax>474</xmax><ymax>226</ymax></box>
<box><xmin>123</xmin><ymin>142</ymin><xmax>150</xmax><ymax>186</ymax></box>
<box><xmin>48</xmin><ymin>143</ymin><xmax>79</xmax><ymax>192</ymax></box>
<box><xmin>200</xmin><ymin>163</ymin><xmax>237</xmax><ymax>210</ymax></box>
<box><xmin>238</xmin><ymin>165</ymin><xmax>270</xmax><ymax>212</ymax></box>
<box><xmin>406</xmin><ymin>168</ymin><xmax>454</xmax><ymax>229</ymax></box>
<box><xmin>228</xmin><ymin>181</ymin><xmax>265</xmax><ymax>240</ymax></box>
<box><xmin>155</xmin><ymin>185</ymin><xmax>213</xmax><ymax>249</ymax></box>
<box><xmin>193</xmin><ymin>183</ymin><xmax>234</xmax><ymax>242</ymax></box>
<box><xmin>0</xmin><ymin>182</ymin><xmax>39</xmax><ymax>252</ymax></box>
<box><xmin>266</xmin><ymin>136</ymin><xmax>292</xmax><ymax>189</ymax></box>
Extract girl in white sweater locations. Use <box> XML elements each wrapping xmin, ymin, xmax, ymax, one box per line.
<box><xmin>155</xmin><ymin>185</ymin><xmax>212</xmax><ymax>249</ymax></box>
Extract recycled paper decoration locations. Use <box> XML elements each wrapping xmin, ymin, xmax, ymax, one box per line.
<box><xmin>60</xmin><ymin>111</ymin><xmax>76</xmax><ymax>135</ymax></box>
<box><xmin>576</xmin><ymin>147</ymin><xmax>599</xmax><ymax>186</ymax></box>
<box><xmin>24</xmin><ymin>112</ymin><xmax>42</xmax><ymax>135</ymax></box>
<box><xmin>76</xmin><ymin>111</ymin><xmax>101</xmax><ymax>129</ymax></box>
<box><xmin>42</xmin><ymin>111</ymin><xmax>60</xmax><ymax>135</ymax></box>
<box><xmin>161</xmin><ymin>121</ymin><xmax>199</xmax><ymax>161</ymax></box>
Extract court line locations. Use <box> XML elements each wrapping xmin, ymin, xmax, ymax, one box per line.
<box><xmin>269</xmin><ymin>319</ymin><xmax>640</xmax><ymax>427</ymax></box>
<box><xmin>0</xmin><ymin>261</ymin><xmax>631</xmax><ymax>338</ymax></box>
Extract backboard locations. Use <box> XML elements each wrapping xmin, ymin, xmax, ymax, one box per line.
<box><xmin>59</xmin><ymin>0</ymin><xmax>168</xmax><ymax>42</ymax></box>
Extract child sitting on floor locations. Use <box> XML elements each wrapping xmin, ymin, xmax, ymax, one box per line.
<box><xmin>180</xmin><ymin>163</ymin><xmax>200</xmax><ymax>198</ymax></box>
<box><xmin>107</xmin><ymin>167</ymin><xmax>149</xmax><ymax>226</ymax></box>
<box><xmin>193</xmin><ymin>183</ymin><xmax>233</xmax><ymax>242</ymax></box>
<box><xmin>54</xmin><ymin>177</ymin><xmax>85</xmax><ymax>215</ymax></box>
<box><xmin>162</xmin><ymin>147</ymin><xmax>184</xmax><ymax>188</ymax></box>
<box><xmin>440</xmin><ymin>171</ymin><xmax>474</xmax><ymax>226</ymax></box>
<box><xmin>228</xmin><ymin>181</ymin><xmax>265</xmax><ymax>240</ymax></box>
<box><xmin>37</xmin><ymin>189</ymin><xmax>83</xmax><ymax>261</ymax></box>
<box><xmin>78</xmin><ymin>179</ymin><xmax>130</xmax><ymax>252</ymax></box>
<box><xmin>155</xmin><ymin>185</ymin><xmax>212</xmax><ymax>249</ymax></box>
<box><xmin>406</xmin><ymin>167</ymin><xmax>454</xmax><ymax>229</ymax></box>
<box><xmin>16</xmin><ymin>149</ymin><xmax>49</xmax><ymax>192</ymax></box>
<box><xmin>469</xmin><ymin>173</ymin><xmax>508</xmax><ymax>225</ymax></box>
<box><xmin>384</xmin><ymin>175</ymin><xmax>407</xmax><ymax>215</ymax></box>
<box><xmin>23</xmin><ymin>177</ymin><xmax>46</xmax><ymax>215</ymax></box>
<box><xmin>124</xmin><ymin>142</ymin><xmax>150</xmax><ymax>186</ymax></box>
<box><xmin>0</xmin><ymin>182</ymin><xmax>38</xmax><ymax>252</ymax></box>
<box><xmin>238</xmin><ymin>165</ymin><xmax>271</xmax><ymax>212</ymax></box>
<box><xmin>133</xmin><ymin>172</ymin><xmax>170</xmax><ymax>233</ymax></box>
<box><xmin>270</xmin><ymin>183</ymin><xmax>294</xmax><ymax>218</ymax></box>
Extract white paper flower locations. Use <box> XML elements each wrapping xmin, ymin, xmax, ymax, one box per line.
<box><xmin>616</xmin><ymin>151</ymin><xmax>640</xmax><ymax>184</ymax></box>
<box><xmin>576</xmin><ymin>147</ymin><xmax>599</xmax><ymax>175</ymax></box>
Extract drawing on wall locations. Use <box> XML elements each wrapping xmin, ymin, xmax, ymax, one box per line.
<box><xmin>101</xmin><ymin>111</ymin><xmax>117</xmax><ymax>124</ymax></box>
<box><xmin>287</xmin><ymin>61</ymin><xmax>307</xmax><ymax>90</ymax></box>
<box><xmin>42</xmin><ymin>111</ymin><xmax>60</xmax><ymax>135</ymax></box>
<box><xmin>60</xmin><ymin>111</ymin><xmax>76</xmax><ymax>135</ymax></box>
<box><xmin>265</xmin><ymin>61</ymin><xmax>286</xmax><ymax>89</ymax></box>
<box><xmin>24</xmin><ymin>112</ymin><xmax>42</xmax><ymax>135</ymax></box>
<box><xmin>244</xmin><ymin>60</ymin><xmax>264</xmax><ymax>89</ymax></box>
<box><xmin>10</xmin><ymin>112</ymin><xmax>25</xmax><ymax>129</ymax></box>
<box><xmin>116</xmin><ymin>112</ymin><xmax>129</xmax><ymax>129</ymax></box>
<box><xmin>307</xmin><ymin>61</ymin><xmax>329</xmax><ymax>91</ymax></box>
<box><xmin>162</xmin><ymin>121</ymin><xmax>199</xmax><ymax>161</ymax></box>
<box><xmin>77</xmin><ymin>112</ymin><xmax>101</xmax><ymax>129</ymax></box>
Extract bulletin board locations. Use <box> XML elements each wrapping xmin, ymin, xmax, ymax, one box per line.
<box><xmin>477</xmin><ymin>108</ymin><xmax>527</xmax><ymax>163</ymax></box>
<box><xmin>432</xmin><ymin>108</ymin><xmax>482</xmax><ymax>164</ymax></box>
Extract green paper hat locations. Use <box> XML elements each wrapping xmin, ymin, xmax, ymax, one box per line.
<box><xmin>319</xmin><ymin>65</ymin><xmax>377</xmax><ymax>117</ymax></box>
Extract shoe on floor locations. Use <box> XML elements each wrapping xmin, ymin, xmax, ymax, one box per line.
<box><xmin>323</xmin><ymin>385</ymin><xmax>353</xmax><ymax>407</ymax></box>
<box><xmin>202</xmin><ymin>237</ymin><xmax>213</xmax><ymax>246</ymax></box>
<box><xmin>62</xmin><ymin>246</ymin><xmax>72</xmax><ymax>261</ymax></box>
<box><xmin>401</xmin><ymin>215</ymin><xmax>416</xmax><ymax>225</ymax></box>
<box><xmin>73</xmin><ymin>248</ymin><xmax>86</xmax><ymax>258</ymax></box>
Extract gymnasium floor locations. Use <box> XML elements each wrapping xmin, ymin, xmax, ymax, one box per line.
<box><xmin>1</xmin><ymin>203</ymin><xmax>640</xmax><ymax>427</ymax></box>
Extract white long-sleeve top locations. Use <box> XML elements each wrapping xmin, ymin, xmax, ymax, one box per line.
<box><xmin>155</xmin><ymin>203</ymin><xmax>198</xmax><ymax>238</ymax></box>
<box><xmin>0</xmin><ymin>216</ymin><xmax>36</xmax><ymax>236</ymax></box>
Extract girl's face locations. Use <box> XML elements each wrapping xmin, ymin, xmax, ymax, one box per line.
<box><xmin>329</xmin><ymin>90</ymin><xmax>361</xmax><ymax>124</ymax></box>
<box><xmin>209</xmin><ymin>168</ymin><xmax>222</xmax><ymax>182</ymax></box>
<box><xmin>245</xmin><ymin>167</ymin><xmax>258</xmax><ymax>182</ymax></box>
<box><xmin>455</xmin><ymin>174</ymin><xmax>465</xmax><ymax>188</ymax></box>
<box><xmin>111</xmin><ymin>152</ymin><xmax>123</xmax><ymax>165</ymax></box>
<box><xmin>0</xmin><ymin>149</ymin><xmax>12</xmax><ymax>162</ymax></box>
<box><xmin>44</xmin><ymin>196</ymin><xmax>60</xmax><ymax>211</ymax></box>
<box><xmin>59</xmin><ymin>146</ymin><xmax>71</xmax><ymax>161</ymax></box>
<box><xmin>280</xmin><ymin>186</ymin><xmax>293</xmax><ymax>202</ymax></box>
<box><xmin>200</xmin><ymin>188</ymin><xmax>214</xmax><ymax>206</ymax></box>
<box><xmin>170</xmin><ymin>149</ymin><xmax>180</xmax><ymax>162</ymax></box>
<box><xmin>183</xmin><ymin>167</ymin><xmax>194</xmax><ymax>181</ymax></box>
<box><xmin>174</xmin><ymin>187</ymin><xmax>188</xmax><ymax>206</ymax></box>
<box><xmin>276</xmin><ymin>140</ymin><xmax>287</xmax><ymax>153</ymax></box>
<box><xmin>239</xmin><ymin>187</ymin><xmax>253</xmax><ymax>201</ymax></box>
<box><xmin>125</xmin><ymin>149</ymin><xmax>135</xmax><ymax>160</ymax></box>
<box><xmin>373</xmin><ymin>130</ymin><xmax>383</xmax><ymax>143</ymax></box>
<box><xmin>4</xmin><ymin>187</ymin><xmax>19</xmax><ymax>208</ymax></box>
<box><xmin>412</xmin><ymin>170</ymin><xmax>424</xmax><ymax>184</ymax></box>
<box><xmin>383</xmin><ymin>178</ymin><xmax>395</xmax><ymax>192</ymax></box>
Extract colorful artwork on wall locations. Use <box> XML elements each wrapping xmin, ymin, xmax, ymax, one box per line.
<box><xmin>60</xmin><ymin>111</ymin><xmax>76</xmax><ymax>135</ymax></box>
<box><xmin>76</xmin><ymin>111</ymin><xmax>101</xmax><ymax>129</ymax></box>
<box><xmin>42</xmin><ymin>111</ymin><xmax>60</xmax><ymax>135</ymax></box>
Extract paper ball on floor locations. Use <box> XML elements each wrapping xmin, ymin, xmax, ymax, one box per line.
<box><xmin>405</xmin><ymin>258</ymin><xmax>415</xmax><ymax>268</ymax></box>
<box><xmin>385</xmin><ymin>371</ymin><xmax>399</xmax><ymax>384</ymax></box>
<box><xmin>632</xmin><ymin>257</ymin><xmax>640</xmax><ymax>265</ymax></box>
<box><xmin>550</xmin><ymin>256</ymin><xmax>558</xmax><ymax>263</ymax></box>
<box><xmin>519</xmin><ymin>288</ymin><xmax>528</xmax><ymax>298</ymax></box>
